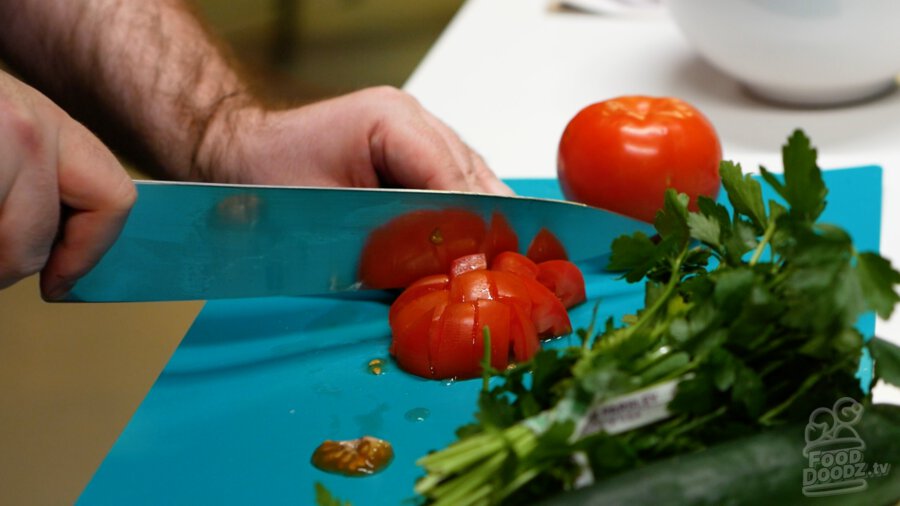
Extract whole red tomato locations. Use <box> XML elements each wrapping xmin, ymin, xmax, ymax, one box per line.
<box><xmin>557</xmin><ymin>96</ymin><xmax>722</xmax><ymax>223</ymax></box>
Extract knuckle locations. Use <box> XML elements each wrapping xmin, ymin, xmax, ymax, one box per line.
<box><xmin>367</xmin><ymin>86</ymin><xmax>417</xmax><ymax>108</ymax></box>
<box><xmin>0</xmin><ymin>102</ymin><xmax>44</xmax><ymax>158</ymax></box>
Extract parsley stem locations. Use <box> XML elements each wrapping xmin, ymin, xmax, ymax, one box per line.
<box><xmin>667</xmin><ymin>406</ymin><xmax>726</xmax><ymax>440</ymax></box>
<box><xmin>430</xmin><ymin>452</ymin><xmax>505</xmax><ymax>505</ymax></box>
<box><xmin>749</xmin><ymin>220</ymin><xmax>777</xmax><ymax>266</ymax></box>
<box><xmin>584</xmin><ymin>303</ymin><xmax>600</xmax><ymax>351</ymax></box>
<box><xmin>758</xmin><ymin>361</ymin><xmax>842</xmax><ymax>425</ymax></box>
<box><xmin>613</xmin><ymin>247</ymin><xmax>689</xmax><ymax>346</ymax></box>
<box><xmin>418</xmin><ymin>424</ymin><xmax>538</xmax><ymax>505</ymax></box>
<box><xmin>417</xmin><ymin>425</ymin><xmax>533</xmax><ymax>473</ymax></box>
<box><xmin>758</xmin><ymin>374</ymin><xmax>820</xmax><ymax>425</ymax></box>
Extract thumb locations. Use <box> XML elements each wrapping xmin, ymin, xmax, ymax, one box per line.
<box><xmin>40</xmin><ymin>119</ymin><xmax>136</xmax><ymax>300</ymax></box>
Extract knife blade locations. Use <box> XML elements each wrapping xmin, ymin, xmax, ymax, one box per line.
<box><xmin>63</xmin><ymin>180</ymin><xmax>651</xmax><ymax>302</ymax></box>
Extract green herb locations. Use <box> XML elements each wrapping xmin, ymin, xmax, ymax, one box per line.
<box><xmin>314</xmin><ymin>482</ymin><xmax>352</xmax><ymax>506</ymax></box>
<box><xmin>415</xmin><ymin>130</ymin><xmax>900</xmax><ymax>505</ymax></box>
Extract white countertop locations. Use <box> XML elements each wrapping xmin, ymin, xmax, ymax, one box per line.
<box><xmin>405</xmin><ymin>0</ymin><xmax>900</xmax><ymax>400</ymax></box>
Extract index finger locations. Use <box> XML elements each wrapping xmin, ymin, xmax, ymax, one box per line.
<box><xmin>418</xmin><ymin>112</ymin><xmax>514</xmax><ymax>196</ymax></box>
<box><xmin>40</xmin><ymin>119</ymin><xmax>136</xmax><ymax>300</ymax></box>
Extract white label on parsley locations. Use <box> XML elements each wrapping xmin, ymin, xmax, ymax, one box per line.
<box><xmin>576</xmin><ymin>379</ymin><xmax>678</xmax><ymax>437</ymax></box>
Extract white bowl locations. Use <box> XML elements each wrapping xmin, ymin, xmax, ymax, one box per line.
<box><xmin>666</xmin><ymin>0</ymin><xmax>900</xmax><ymax>106</ymax></box>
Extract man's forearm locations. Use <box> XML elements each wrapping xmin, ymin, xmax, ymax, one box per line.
<box><xmin>0</xmin><ymin>0</ymin><xmax>253</xmax><ymax>180</ymax></box>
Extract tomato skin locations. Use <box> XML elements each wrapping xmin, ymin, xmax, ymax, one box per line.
<box><xmin>474</xmin><ymin>300</ymin><xmax>512</xmax><ymax>371</ymax></box>
<box><xmin>537</xmin><ymin>260</ymin><xmax>586</xmax><ymax>309</ymax></box>
<box><xmin>557</xmin><ymin>96</ymin><xmax>721</xmax><ymax>223</ymax></box>
<box><xmin>509</xmin><ymin>304</ymin><xmax>539</xmax><ymax>362</ymax></box>
<box><xmin>390</xmin><ymin>306</ymin><xmax>437</xmax><ymax>378</ymax></box>
<box><xmin>491</xmin><ymin>251</ymin><xmax>539</xmax><ymax>279</ymax></box>
<box><xmin>390</xmin><ymin>289</ymin><xmax>449</xmax><ymax>339</ymax></box>
<box><xmin>359</xmin><ymin>209</ymin><xmax>486</xmax><ymax>289</ymax></box>
<box><xmin>431</xmin><ymin>302</ymin><xmax>480</xmax><ymax>379</ymax></box>
<box><xmin>388</xmin><ymin>274</ymin><xmax>448</xmax><ymax>324</ymax></box>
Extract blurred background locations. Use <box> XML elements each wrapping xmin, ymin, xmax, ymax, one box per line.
<box><xmin>0</xmin><ymin>1</ymin><xmax>463</xmax><ymax>505</ymax></box>
<box><xmin>198</xmin><ymin>0</ymin><xmax>464</xmax><ymax>103</ymax></box>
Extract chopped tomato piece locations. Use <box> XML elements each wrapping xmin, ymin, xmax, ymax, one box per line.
<box><xmin>491</xmin><ymin>251</ymin><xmax>539</xmax><ymax>279</ymax></box>
<box><xmin>450</xmin><ymin>253</ymin><xmax>488</xmax><ymax>279</ymax></box>
<box><xmin>388</xmin><ymin>274</ymin><xmax>448</xmax><ymax>323</ymax></box>
<box><xmin>519</xmin><ymin>276</ymin><xmax>572</xmax><ymax>337</ymax></box>
<box><xmin>526</xmin><ymin>228</ymin><xmax>569</xmax><ymax>263</ymax></box>
<box><xmin>359</xmin><ymin>209</ymin><xmax>486</xmax><ymax>289</ymax></box>
<box><xmin>509</xmin><ymin>304</ymin><xmax>539</xmax><ymax>362</ymax></box>
<box><xmin>390</xmin><ymin>289</ymin><xmax>449</xmax><ymax>339</ymax></box>
<box><xmin>449</xmin><ymin>270</ymin><xmax>495</xmax><ymax>303</ymax></box>
<box><xmin>481</xmin><ymin>211</ymin><xmax>519</xmax><ymax>261</ymax></box>
<box><xmin>431</xmin><ymin>302</ymin><xmax>480</xmax><ymax>379</ymax></box>
<box><xmin>474</xmin><ymin>300</ymin><xmax>512</xmax><ymax>371</ymax></box>
<box><xmin>389</xmin><ymin>251</ymin><xmax>585</xmax><ymax>380</ymax></box>
<box><xmin>490</xmin><ymin>270</ymin><xmax>533</xmax><ymax>314</ymax></box>
<box><xmin>389</xmin><ymin>306</ymin><xmax>436</xmax><ymax>379</ymax></box>
<box><xmin>537</xmin><ymin>260</ymin><xmax>587</xmax><ymax>309</ymax></box>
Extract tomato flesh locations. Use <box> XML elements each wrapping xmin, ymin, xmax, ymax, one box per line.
<box><xmin>519</xmin><ymin>276</ymin><xmax>571</xmax><ymax>337</ymax></box>
<box><xmin>450</xmin><ymin>253</ymin><xmax>488</xmax><ymax>279</ymax></box>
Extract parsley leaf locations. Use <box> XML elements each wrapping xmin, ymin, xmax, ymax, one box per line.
<box><xmin>856</xmin><ymin>252</ymin><xmax>900</xmax><ymax>319</ymax></box>
<box><xmin>869</xmin><ymin>337</ymin><xmax>900</xmax><ymax>387</ymax></box>
<box><xmin>607</xmin><ymin>232</ymin><xmax>658</xmax><ymax>283</ymax></box>
<box><xmin>686</xmin><ymin>209</ymin><xmax>721</xmax><ymax>249</ymax></box>
<box><xmin>781</xmin><ymin>129</ymin><xmax>827</xmax><ymax>221</ymax></box>
<box><xmin>720</xmin><ymin>161</ymin><xmax>767</xmax><ymax>232</ymax></box>
<box><xmin>654</xmin><ymin>190</ymin><xmax>690</xmax><ymax>244</ymax></box>
<box><xmin>315</xmin><ymin>482</ymin><xmax>352</xmax><ymax>506</ymax></box>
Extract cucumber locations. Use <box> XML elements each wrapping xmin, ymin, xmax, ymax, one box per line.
<box><xmin>541</xmin><ymin>403</ymin><xmax>900</xmax><ymax>506</ymax></box>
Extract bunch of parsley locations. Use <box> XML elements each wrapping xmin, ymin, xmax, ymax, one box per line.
<box><xmin>415</xmin><ymin>130</ymin><xmax>900</xmax><ymax>506</ymax></box>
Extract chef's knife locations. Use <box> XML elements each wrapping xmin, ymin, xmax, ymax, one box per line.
<box><xmin>63</xmin><ymin>180</ymin><xmax>652</xmax><ymax>302</ymax></box>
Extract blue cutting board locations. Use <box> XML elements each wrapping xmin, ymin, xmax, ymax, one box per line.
<box><xmin>78</xmin><ymin>167</ymin><xmax>883</xmax><ymax>506</ymax></box>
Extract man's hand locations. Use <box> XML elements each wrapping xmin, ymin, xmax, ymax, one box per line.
<box><xmin>0</xmin><ymin>71</ymin><xmax>135</xmax><ymax>299</ymax></box>
<box><xmin>1</xmin><ymin>2</ymin><xmax>511</xmax><ymax>196</ymax></box>
<box><xmin>195</xmin><ymin>87</ymin><xmax>513</xmax><ymax>195</ymax></box>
